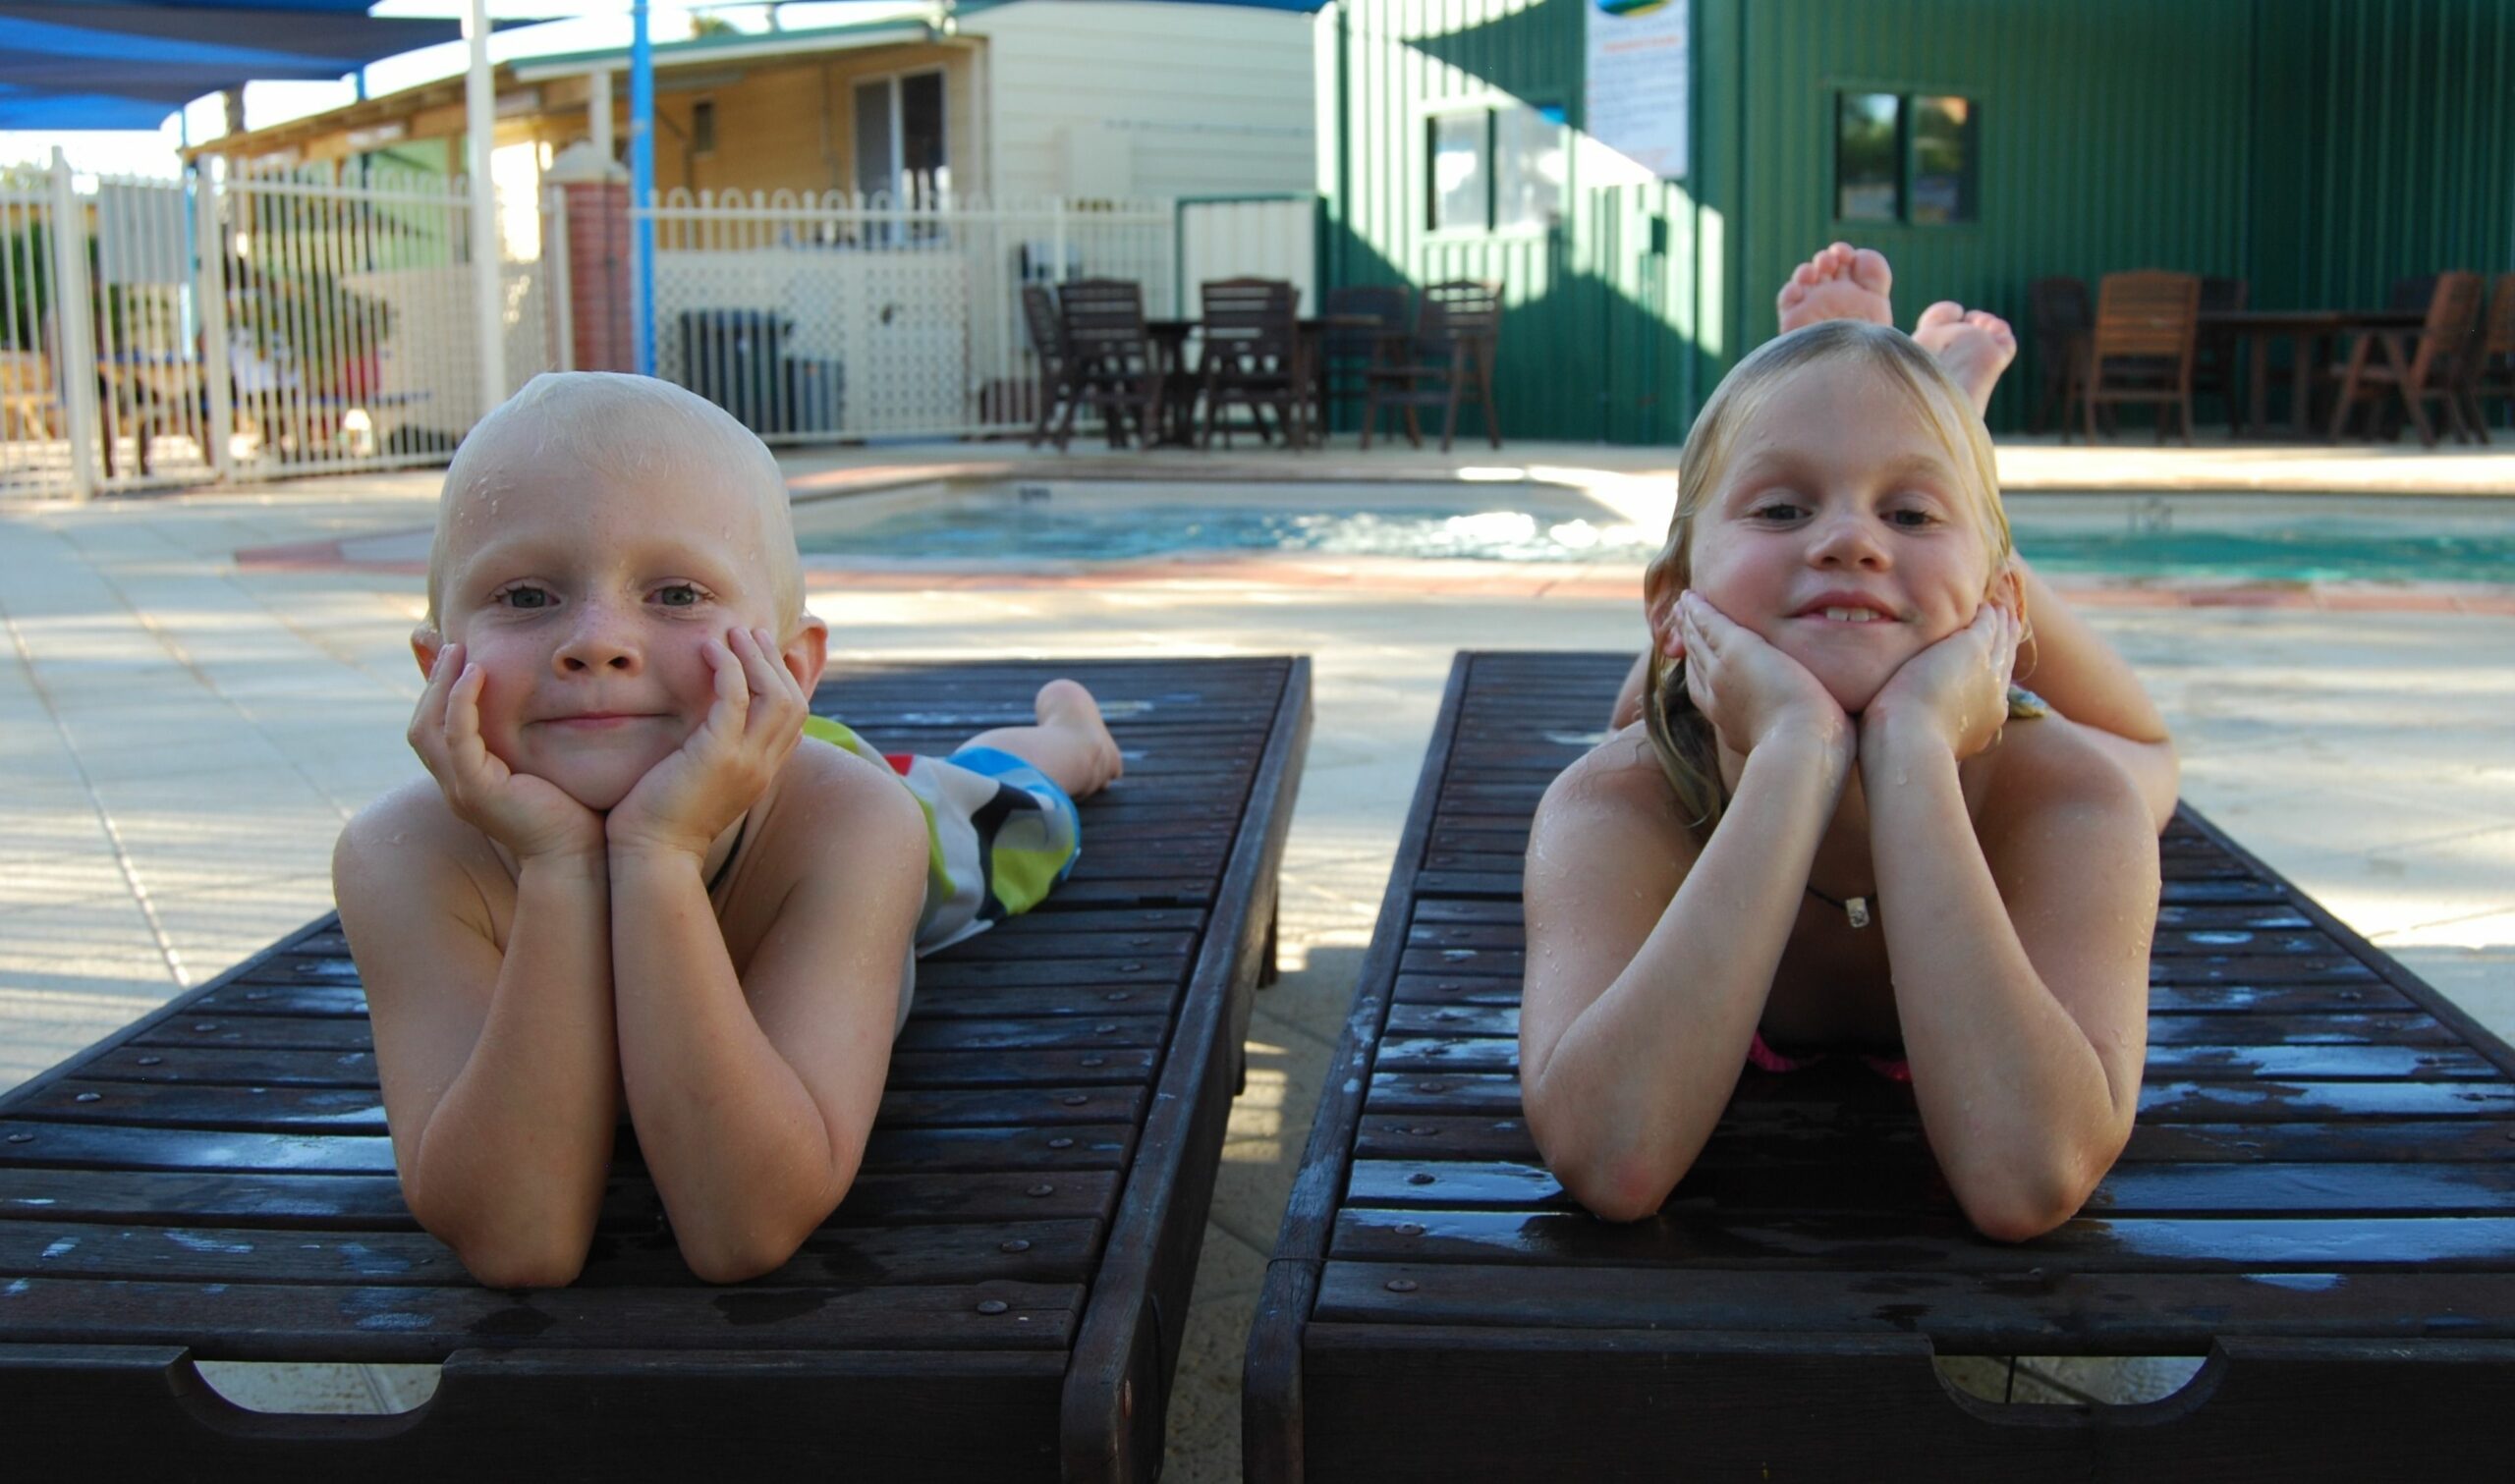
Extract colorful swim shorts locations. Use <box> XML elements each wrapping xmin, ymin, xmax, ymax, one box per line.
<box><xmin>801</xmin><ymin>716</ymin><xmax>1083</xmax><ymax>955</ymax></box>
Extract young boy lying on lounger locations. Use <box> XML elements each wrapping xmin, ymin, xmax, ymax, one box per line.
<box><xmin>334</xmin><ymin>373</ymin><xmax>1123</xmax><ymax>1287</ymax></box>
<box><xmin>1522</xmin><ymin>257</ymin><xmax>2166</xmax><ymax>1242</ymax></box>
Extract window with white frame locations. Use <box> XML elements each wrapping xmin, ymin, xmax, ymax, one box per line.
<box><xmin>854</xmin><ymin>69</ymin><xmax>949</xmax><ymax>205</ymax></box>
<box><xmin>1427</xmin><ymin>101</ymin><xmax>1564</xmax><ymax>233</ymax></box>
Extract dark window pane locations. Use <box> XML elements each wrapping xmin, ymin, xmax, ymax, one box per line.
<box><xmin>1836</xmin><ymin>91</ymin><xmax>1900</xmax><ymax>222</ymax></box>
<box><xmin>692</xmin><ymin>99</ymin><xmax>716</xmax><ymax>156</ymax></box>
<box><xmin>853</xmin><ymin>81</ymin><xmax>894</xmax><ymax>200</ymax></box>
<box><xmin>901</xmin><ymin>72</ymin><xmax>948</xmax><ymax>203</ymax></box>
<box><xmin>1909</xmin><ymin>95</ymin><xmax>1975</xmax><ymax>224</ymax></box>
<box><xmin>1429</xmin><ymin>112</ymin><xmax>1488</xmax><ymax>232</ymax></box>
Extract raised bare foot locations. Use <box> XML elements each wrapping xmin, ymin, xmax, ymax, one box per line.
<box><xmin>1035</xmin><ymin>679</ymin><xmax>1124</xmax><ymax>797</ymax></box>
<box><xmin>1775</xmin><ymin>242</ymin><xmax>1894</xmax><ymax>334</ymax></box>
<box><xmin>1911</xmin><ymin>300</ymin><xmax>2017</xmax><ymax>415</ymax></box>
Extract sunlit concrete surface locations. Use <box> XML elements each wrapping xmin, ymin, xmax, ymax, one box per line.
<box><xmin>4</xmin><ymin>435</ymin><xmax>2512</xmax><ymax>1477</ymax></box>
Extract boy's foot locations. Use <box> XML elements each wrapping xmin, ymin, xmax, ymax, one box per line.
<box><xmin>1035</xmin><ymin>679</ymin><xmax>1125</xmax><ymax>797</ymax></box>
<box><xmin>1912</xmin><ymin>300</ymin><xmax>2016</xmax><ymax>415</ymax></box>
<box><xmin>1775</xmin><ymin>242</ymin><xmax>1894</xmax><ymax>333</ymax></box>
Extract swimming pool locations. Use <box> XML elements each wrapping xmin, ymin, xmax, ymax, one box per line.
<box><xmin>791</xmin><ymin>483</ymin><xmax>2515</xmax><ymax>586</ymax></box>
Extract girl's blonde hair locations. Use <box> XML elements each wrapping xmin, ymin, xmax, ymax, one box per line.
<box><xmin>1640</xmin><ymin>319</ymin><xmax>2013</xmax><ymax>835</ymax></box>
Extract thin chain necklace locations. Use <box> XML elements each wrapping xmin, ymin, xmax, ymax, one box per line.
<box><xmin>1805</xmin><ymin>882</ymin><xmax>1872</xmax><ymax>929</ymax></box>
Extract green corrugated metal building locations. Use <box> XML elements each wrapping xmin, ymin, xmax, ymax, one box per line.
<box><xmin>1321</xmin><ymin>0</ymin><xmax>2515</xmax><ymax>440</ymax></box>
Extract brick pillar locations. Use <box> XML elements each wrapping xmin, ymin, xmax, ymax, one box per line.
<box><xmin>560</xmin><ymin>178</ymin><xmax>635</xmax><ymax>373</ymax></box>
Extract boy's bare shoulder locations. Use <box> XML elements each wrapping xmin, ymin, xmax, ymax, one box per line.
<box><xmin>742</xmin><ymin>734</ymin><xmax>931</xmax><ymax>888</ymax></box>
<box><xmin>335</xmin><ymin>778</ymin><xmax>503</xmax><ymax>887</ymax></box>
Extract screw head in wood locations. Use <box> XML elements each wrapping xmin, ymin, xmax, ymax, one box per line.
<box><xmin>1384</xmin><ymin>1279</ymin><xmax>1418</xmax><ymax>1292</ymax></box>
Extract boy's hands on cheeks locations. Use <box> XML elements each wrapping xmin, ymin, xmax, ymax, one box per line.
<box><xmin>1673</xmin><ymin>591</ymin><xmax>1855</xmax><ymax>773</ymax></box>
<box><xmin>409</xmin><ymin>642</ymin><xmax>605</xmax><ymax>863</ymax></box>
<box><xmin>606</xmin><ymin>626</ymin><xmax>810</xmax><ymax>863</ymax></box>
<box><xmin>1860</xmin><ymin>599</ymin><xmax>2022</xmax><ymax>763</ymax></box>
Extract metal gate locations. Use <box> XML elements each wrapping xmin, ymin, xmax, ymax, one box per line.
<box><xmin>0</xmin><ymin>151</ymin><xmax>552</xmax><ymax>499</ymax></box>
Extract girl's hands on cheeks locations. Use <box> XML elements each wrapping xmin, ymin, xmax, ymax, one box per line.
<box><xmin>605</xmin><ymin>626</ymin><xmax>809</xmax><ymax>863</ymax></box>
<box><xmin>409</xmin><ymin>642</ymin><xmax>605</xmax><ymax>863</ymax></box>
<box><xmin>1861</xmin><ymin>598</ymin><xmax>2021</xmax><ymax>763</ymax></box>
<box><xmin>1673</xmin><ymin>591</ymin><xmax>1855</xmax><ymax>773</ymax></box>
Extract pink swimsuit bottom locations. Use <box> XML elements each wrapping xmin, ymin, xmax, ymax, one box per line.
<box><xmin>1746</xmin><ymin>1032</ymin><xmax>1912</xmax><ymax>1083</ymax></box>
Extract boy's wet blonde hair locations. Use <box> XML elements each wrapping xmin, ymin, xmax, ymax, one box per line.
<box><xmin>422</xmin><ymin>371</ymin><xmax>802</xmax><ymax>632</ymax></box>
<box><xmin>1641</xmin><ymin>320</ymin><xmax>2013</xmax><ymax>835</ymax></box>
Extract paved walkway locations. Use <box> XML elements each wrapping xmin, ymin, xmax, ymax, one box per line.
<box><xmin>4</xmin><ymin>435</ymin><xmax>2513</xmax><ymax>1474</ymax></box>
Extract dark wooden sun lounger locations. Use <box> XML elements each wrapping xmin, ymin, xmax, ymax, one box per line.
<box><xmin>0</xmin><ymin>656</ymin><xmax>1309</xmax><ymax>1483</ymax></box>
<box><xmin>1248</xmin><ymin>651</ymin><xmax>2515</xmax><ymax>1482</ymax></box>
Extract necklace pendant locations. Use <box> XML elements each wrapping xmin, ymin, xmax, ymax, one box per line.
<box><xmin>1844</xmin><ymin>896</ymin><xmax>1872</xmax><ymax>930</ymax></box>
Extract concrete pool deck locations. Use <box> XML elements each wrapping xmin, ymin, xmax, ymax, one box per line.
<box><xmin>4</xmin><ymin>432</ymin><xmax>2514</xmax><ymax>1472</ymax></box>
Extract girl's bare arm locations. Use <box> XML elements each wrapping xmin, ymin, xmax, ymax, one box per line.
<box><xmin>2014</xmin><ymin>559</ymin><xmax>2179</xmax><ymax>829</ymax></box>
<box><xmin>1520</xmin><ymin>728</ymin><xmax>1851</xmax><ymax>1222</ymax></box>
<box><xmin>1860</xmin><ymin>658</ymin><xmax>2156</xmax><ymax>1241</ymax></box>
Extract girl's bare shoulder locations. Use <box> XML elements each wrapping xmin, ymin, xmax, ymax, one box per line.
<box><xmin>1979</xmin><ymin>712</ymin><xmax>2152</xmax><ymax>833</ymax></box>
<box><xmin>1533</xmin><ymin>724</ymin><xmax>1703</xmax><ymax>859</ymax></box>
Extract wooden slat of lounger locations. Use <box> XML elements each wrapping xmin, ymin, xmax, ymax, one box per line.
<box><xmin>0</xmin><ymin>1277</ymin><xmax>1084</xmax><ymax>1362</ymax></box>
<box><xmin>1249</xmin><ymin>650</ymin><xmax>2515</xmax><ymax>1481</ymax></box>
<box><xmin>3</xmin><ymin>656</ymin><xmax>1309</xmax><ymax>1484</ymax></box>
<box><xmin>0</xmin><ymin>1218</ymin><xmax>1104</xmax><ymax>1288</ymax></box>
<box><xmin>1308</xmin><ymin>1262</ymin><xmax>2515</xmax><ymax>1351</ymax></box>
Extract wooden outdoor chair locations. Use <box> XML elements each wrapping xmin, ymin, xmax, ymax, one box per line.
<box><xmin>2194</xmin><ymin>275</ymin><xmax>2250</xmax><ymax>433</ymax></box>
<box><xmin>1021</xmin><ymin>284</ymin><xmax>1080</xmax><ymax>450</ymax></box>
<box><xmin>1195</xmin><ymin>278</ymin><xmax>1305</xmax><ymax>450</ymax></box>
<box><xmin>1</xmin><ymin>656</ymin><xmax>1312</xmax><ymax>1483</ymax></box>
<box><xmin>1247</xmin><ymin>650</ymin><xmax>2515</xmax><ymax>1483</ymax></box>
<box><xmin>2070</xmin><ymin>271</ymin><xmax>2201</xmax><ymax>445</ymax></box>
<box><xmin>2453</xmin><ymin>272</ymin><xmax>2513</xmax><ymax>440</ymax></box>
<box><xmin>2026</xmin><ymin>276</ymin><xmax>2092</xmax><ymax>435</ymax></box>
<box><xmin>1360</xmin><ymin>280</ymin><xmax>1502</xmax><ymax>453</ymax></box>
<box><xmin>2325</xmin><ymin>270</ymin><xmax>2487</xmax><ymax>447</ymax></box>
<box><xmin>1054</xmin><ymin>279</ymin><xmax>1165</xmax><ymax>450</ymax></box>
<box><xmin>1313</xmin><ymin>284</ymin><xmax>1412</xmax><ymax>439</ymax></box>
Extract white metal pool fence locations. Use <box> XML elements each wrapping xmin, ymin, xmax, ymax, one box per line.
<box><xmin>632</xmin><ymin>191</ymin><xmax>1180</xmax><ymax>442</ymax></box>
<box><xmin>0</xmin><ymin>153</ymin><xmax>553</xmax><ymax>499</ymax></box>
<box><xmin>1</xmin><ymin>167</ymin><xmax>1313</xmax><ymax>496</ymax></box>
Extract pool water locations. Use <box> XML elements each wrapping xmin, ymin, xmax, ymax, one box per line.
<box><xmin>798</xmin><ymin>489</ymin><xmax>1656</xmax><ymax>565</ymax></box>
<box><xmin>793</xmin><ymin>485</ymin><xmax>2515</xmax><ymax>585</ymax></box>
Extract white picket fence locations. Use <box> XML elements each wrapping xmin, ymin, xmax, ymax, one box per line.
<box><xmin>0</xmin><ymin>153</ymin><xmax>551</xmax><ymax>499</ymax></box>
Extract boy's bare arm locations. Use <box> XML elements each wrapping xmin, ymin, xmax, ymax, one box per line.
<box><xmin>335</xmin><ymin>791</ymin><xmax>620</xmax><ymax>1289</ymax></box>
<box><xmin>608</xmin><ymin>760</ymin><xmax>928</xmax><ymax>1283</ymax></box>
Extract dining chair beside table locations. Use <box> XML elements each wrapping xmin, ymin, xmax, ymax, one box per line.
<box><xmin>1141</xmin><ymin>308</ymin><xmax>1406</xmax><ymax>449</ymax></box>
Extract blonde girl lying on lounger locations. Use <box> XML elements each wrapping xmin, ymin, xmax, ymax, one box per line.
<box><xmin>1520</xmin><ymin>313</ymin><xmax>2161</xmax><ymax>1242</ymax></box>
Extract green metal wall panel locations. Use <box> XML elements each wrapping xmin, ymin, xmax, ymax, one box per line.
<box><xmin>1324</xmin><ymin>0</ymin><xmax>1701</xmax><ymax>444</ymax></box>
<box><xmin>1327</xmin><ymin>0</ymin><xmax>2515</xmax><ymax>440</ymax></box>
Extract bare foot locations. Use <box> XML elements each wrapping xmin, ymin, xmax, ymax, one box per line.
<box><xmin>1911</xmin><ymin>301</ymin><xmax>2017</xmax><ymax>415</ymax></box>
<box><xmin>1033</xmin><ymin>679</ymin><xmax>1124</xmax><ymax>797</ymax></box>
<box><xmin>1775</xmin><ymin>242</ymin><xmax>1894</xmax><ymax>334</ymax></box>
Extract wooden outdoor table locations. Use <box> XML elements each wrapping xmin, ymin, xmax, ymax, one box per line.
<box><xmin>2201</xmin><ymin>308</ymin><xmax>2424</xmax><ymax>438</ymax></box>
<box><xmin>1</xmin><ymin>656</ymin><xmax>1311</xmax><ymax>1483</ymax></box>
<box><xmin>1248</xmin><ymin>651</ymin><xmax>2515</xmax><ymax>1483</ymax></box>
<box><xmin>1145</xmin><ymin>314</ymin><xmax>1391</xmax><ymax>448</ymax></box>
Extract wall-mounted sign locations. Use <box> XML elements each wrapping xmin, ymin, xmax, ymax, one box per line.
<box><xmin>1586</xmin><ymin>0</ymin><xmax>1689</xmax><ymax>180</ymax></box>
